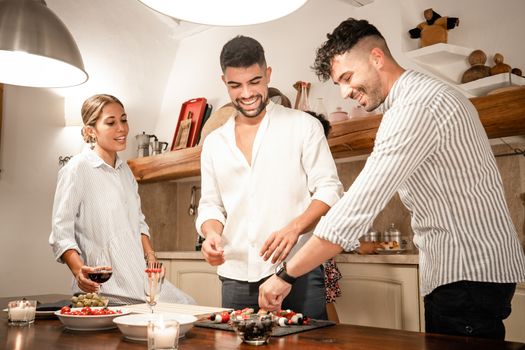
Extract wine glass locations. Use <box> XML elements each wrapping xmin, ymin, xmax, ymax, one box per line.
<box><xmin>88</xmin><ymin>250</ymin><xmax>113</xmax><ymax>296</ymax></box>
<box><xmin>144</xmin><ymin>261</ymin><xmax>164</xmax><ymax>313</ymax></box>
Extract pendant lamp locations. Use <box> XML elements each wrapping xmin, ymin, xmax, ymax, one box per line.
<box><xmin>137</xmin><ymin>0</ymin><xmax>309</xmax><ymax>26</ymax></box>
<box><xmin>0</xmin><ymin>0</ymin><xmax>88</xmax><ymax>88</ymax></box>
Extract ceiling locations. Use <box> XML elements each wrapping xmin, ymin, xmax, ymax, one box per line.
<box><xmin>47</xmin><ymin>0</ymin><xmax>209</xmax><ymax>42</ymax></box>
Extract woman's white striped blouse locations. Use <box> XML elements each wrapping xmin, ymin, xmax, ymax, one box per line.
<box><xmin>49</xmin><ymin>148</ymin><xmax>195</xmax><ymax>305</ymax></box>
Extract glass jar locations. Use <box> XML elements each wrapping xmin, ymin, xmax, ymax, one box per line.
<box><xmin>385</xmin><ymin>223</ymin><xmax>401</xmax><ymax>245</ymax></box>
<box><xmin>312</xmin><ymin>97</ymin><xmax>328</xmax><ymax>118</ymax></box>
<box><xmin>368</xmin><ymin>229</ymin><xmax>380</xmax><ymax>242</ymax></box>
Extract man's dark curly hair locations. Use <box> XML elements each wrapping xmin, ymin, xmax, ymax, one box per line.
<box><xmin>312</xmin><ymin>18</ymin><xmax>385</xmax><ymax>81</ymax></box>
<box><xmin>220</xmin><ymin>35</ymin><xmax>266</xmax><ymax>73</ymax></box>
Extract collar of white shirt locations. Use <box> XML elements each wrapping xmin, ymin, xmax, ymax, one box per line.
<box><xmin>83</xmin><ymin>147</ymin><xmax>124</xmax><ymax>169</ymax></box>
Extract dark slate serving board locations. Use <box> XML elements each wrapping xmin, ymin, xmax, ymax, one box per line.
<box><xmin>195</xmin><ymin>319</ymin><xmax>335</xmax><ymax>337</ymax></box>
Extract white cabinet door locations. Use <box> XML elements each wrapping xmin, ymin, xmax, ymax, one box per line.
<box><xmin>334</xmin><ymin>263</ymin><xmax>420</xmax><ymax>331</ymax></box>
<box><xmin>162</xmin><ymin>259</ymin><xmax>222</xmax><ymax>307</ymax></box>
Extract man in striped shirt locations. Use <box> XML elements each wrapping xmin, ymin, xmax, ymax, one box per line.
<box><xmin>259</xmin><ymin>18</ymin><xmax>525</xmax><ymax>339</ymax></box>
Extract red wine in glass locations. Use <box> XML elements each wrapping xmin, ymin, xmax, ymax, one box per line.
<box><xmin>88</xmin><ymin>270</ymin><xmax>113</xmax><ymax>283</ymax></box>
<box><xmin>87</xmin><ymin>251</ymin><xmax>113</xmax><ymax>293</ymax></box>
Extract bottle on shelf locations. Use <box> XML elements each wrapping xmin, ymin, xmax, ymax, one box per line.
<box><xmin>297</xmin><ymin>81</ymin><xmax>311</xmax><ymax>111</ymax></box>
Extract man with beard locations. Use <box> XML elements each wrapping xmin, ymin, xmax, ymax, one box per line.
<box><xmin>259</xmin><ymin>18</ymin><xmax>525</xmax><ymax>339</ymax></box>
<box><xmin>196</xmin><ymin>35</ymin><xmax>343</xmax><ymax>319</ymax></box>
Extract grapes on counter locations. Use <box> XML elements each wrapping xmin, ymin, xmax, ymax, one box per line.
<box><xmin>71</xmin><ymin>293</ymin><xmax>108</xmax><ymax>308</ymax></box>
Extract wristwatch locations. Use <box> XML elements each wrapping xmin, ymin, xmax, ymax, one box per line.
<box><xmin>275</xmin><ymin>262</ymin><xmax>297</xmax><ymax>285</ymax></box>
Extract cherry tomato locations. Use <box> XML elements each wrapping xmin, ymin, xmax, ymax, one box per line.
<box><xmin>60</xmin><ymin>306</ymin><xmax>71</xmax><ymax>314</ymax></box>
<box><xmin>220</xmin><ymin>311</ymin><xmax>230</xmax><ymax>323</ymax></box>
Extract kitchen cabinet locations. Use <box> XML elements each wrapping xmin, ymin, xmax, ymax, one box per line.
<box><xmin>128</xmin><ymin>89</ymin><xmax>525</xmax><ymax>183</ymax></box>
<box><xmin>159</xmin><ymin>254</ymin><xmax>525</xmax><ymax>342</ymax></box>
<box><xmin>334</xmin><ymin>262</ymin><xmax>420</xmax><ymax>332</ymax></box>
<box><xmin>160</xmin><ymin>254</ymin><xmax>420</xmax><ymax>331</ymax></box>
<box><xmin>159</xmin><ymin>258</ymin><xmax>221</xmax><ymax>307</ymax></box>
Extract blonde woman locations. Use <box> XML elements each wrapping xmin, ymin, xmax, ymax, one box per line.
<box><xmin>49</xmin><ymin>94</ymin><xmax>195</xmax><ymax>305</ymax></box>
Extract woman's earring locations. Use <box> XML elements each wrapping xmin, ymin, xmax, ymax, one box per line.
<box><xmin>90</xmin><ymin>135</ymin><xmax>97</xmax><ymax>149</ymax></box>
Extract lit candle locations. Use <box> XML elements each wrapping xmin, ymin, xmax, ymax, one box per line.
<box><xmin>148</xmin><ymin>319</ymin><xmax>179</xmax><ymax>350</ymax></box>
<box><xmin>8</xmin><ymin>300</ymin><xmax>37</xmax><ymax>325</ymax></box>
<box><xmin>154</xmin><ymin>325</ymin><xmax>177</xmax><ymax>348</ymax></box>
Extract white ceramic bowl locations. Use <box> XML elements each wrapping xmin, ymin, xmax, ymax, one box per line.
<box><xmin>54</xmin><ymin>307</ymin><xmax>130</xmax><ymax>331</ymax></box>
<box><xmin>113</xmin><ymin>313</ymin><xmax>197</xmax><ymax>341</ymax></box>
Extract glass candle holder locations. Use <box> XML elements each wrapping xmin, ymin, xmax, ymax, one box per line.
<box><xmin>7</xmin><ymin>300</ymin><xmax>37</xmax><ymax>326</ymax></box>
<box><xmin>147</xmin><ymin>319</ymin><xmax>180</xmax><ymax>350</ymax></box>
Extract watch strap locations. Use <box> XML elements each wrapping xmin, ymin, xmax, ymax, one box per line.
<box><xmin>275</xmin><ymin>262</ymin><xmax>297</xmax><ymax>285</ymax></box>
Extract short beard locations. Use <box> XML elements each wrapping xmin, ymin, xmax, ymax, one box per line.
<box><xmin>363</xmin><ymin>88</ymin><xmax>383</xmax><ymax>112</ymax></box>
<box><xmin>233</xmin><ymin>95</ymin><xmax>269</xmax><ymax>118</ymax></box>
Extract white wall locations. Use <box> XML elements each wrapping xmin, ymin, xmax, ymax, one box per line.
<box><xmin>0</xmin><ymin>0</ymin><xmax>181</xmax><ymax>296</ymax></box>
<box><xmin>1</xmin><ymin>0</ymin><xmax>524</xmax><ymax>297</ymax></box>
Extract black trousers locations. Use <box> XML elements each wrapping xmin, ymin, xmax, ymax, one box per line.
<box><xmin>424</xmin><ymin>280</ymin><xmax>516</xmax><ymax>339</ymax></box>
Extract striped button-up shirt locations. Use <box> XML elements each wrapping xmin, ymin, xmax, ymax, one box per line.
<box><xmin>314</xmin><ymin>70</ymin><xmax>525</xmax><ymax>296</ymax></box>
<box><xmin>49</xmin><ymin>147</ymin><xmax>195</xmax><ymax>304</ymax></box>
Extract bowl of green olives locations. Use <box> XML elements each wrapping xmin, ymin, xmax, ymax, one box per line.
<box><xmin>71</xmin><ymin>293</ymin><xmax>109</xmax><ymax>308</ymax></box>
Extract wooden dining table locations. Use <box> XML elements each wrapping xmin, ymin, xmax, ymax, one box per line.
<box><xmin>1</xmin><ymin>294</ymin><xmax>524</xmax><ymax>350</ymax></box>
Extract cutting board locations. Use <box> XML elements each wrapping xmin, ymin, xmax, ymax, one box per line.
<box><xmin>126</xmin><ymin>303</ymin><xmax>231</xmax><ymax>319</ymax></box>
<box><xmin>195</xmin><ymin>319</ymin><xmax>335</xmax><ymax>337</ymax></box>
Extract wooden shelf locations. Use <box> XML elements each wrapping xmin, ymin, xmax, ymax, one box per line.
<box><xmin>128</xmin><ymin>88</ymin><xmax>525</xmax><ymax>183</ymax></box>
<box><xmin>128</xmin><ymin>145</ymin><xmax>201</xmax><ymax>183</ymax></box>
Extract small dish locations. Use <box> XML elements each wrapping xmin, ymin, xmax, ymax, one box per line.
<box><xmin>230</xmin><ymin>313</ymin><xmax>275</xmax><ymax>345</ymax></box>
<box><xmin>54</xmin><ymin>307</ymin><xmax>130</xmax><ymax>331</ymax></box>
<box><xmin>113</xmin><ymin>313</ymin><xmax>197</xmax><ymax>341</ymax></box>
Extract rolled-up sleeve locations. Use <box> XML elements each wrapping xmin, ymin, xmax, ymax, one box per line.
<box><xmin>302</xmin><ymin>118</ymin><xmax>343</xmax><ymax>207</ymax></box>
<box><xmin>49</xmin><ymin>166</ymin><xmax>82</xmax><ymax>263</ymax></box>
<box><xmin>314</xmin><ymin>215</ymin><xmax>361</xmax><ymax>252</ymax></box>
<box><xmin>195</xmin><ymin>138</ymin><xmax>227</xmax><ymax>236</ymax></box>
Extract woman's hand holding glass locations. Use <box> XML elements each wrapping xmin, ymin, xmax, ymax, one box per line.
<box><xmin>82</xmin><ymin>250</ymin><xmax>113</xmax><ymax>293</ymax></box>
<box><xmin>75</xmin><ymin>266</ymin><xmax>100</xmax><ymax>293</ymax></box>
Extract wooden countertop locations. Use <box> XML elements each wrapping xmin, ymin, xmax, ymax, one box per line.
<box><xmin>156</xmin><ymin>251</ymin><xmax>420</xmax><ymax>265</ymax></box>
<box><xmin>2</xmin><ymin>294</ymin><xmax>523</xmax><ymax>350</ymax></box>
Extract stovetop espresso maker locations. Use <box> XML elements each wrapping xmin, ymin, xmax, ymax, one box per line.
<box><xmin>136</xmin><ymin>132</ymin><xmax>156</xmax><ymax>157</ymax></box>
